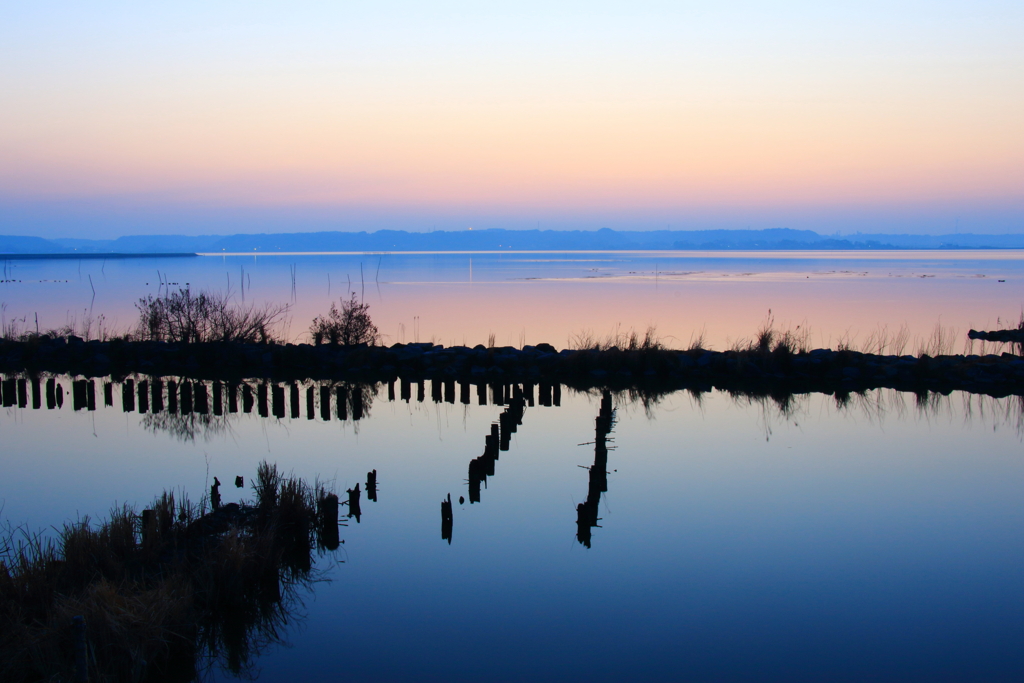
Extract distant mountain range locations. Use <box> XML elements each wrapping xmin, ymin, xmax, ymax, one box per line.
<box><xmin>2</xmin><ymin>228</ymin><xmax>1024</xmax><ymax>254</ymax></box>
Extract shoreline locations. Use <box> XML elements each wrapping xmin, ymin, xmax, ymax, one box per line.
<box><xmin>0</xmin><ymin>252</ymin><xmax>199</xmax><ymax>260</ymax></box>
<box><xmin>1</xmin><ymin>337</ymin><xmax>1021</xmax><ymax>399</ymax></box>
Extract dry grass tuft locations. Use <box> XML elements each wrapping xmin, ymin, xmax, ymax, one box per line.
<box><xmin>569</xmin><ymin>324</ymin><xmax>663</xmax><ymax>352</ymax></box>
<box><xmin>738</xmin><ymin>312</ymin><xmax>810</xmax><ymax>357</ymax></box>
<box><xmin>0</xmin><ymin>461</ymin><xmax>339</xmax><ymax>683</ymax></box>
<box><xmin>916</xmin><ymin>323</ymin><xmax>958</xmax><ymax>357</ymax></box>
<box><xmin>861</xmin><ymin>324</ymin><xmax>911</xmax><ymax>356</ymax></box>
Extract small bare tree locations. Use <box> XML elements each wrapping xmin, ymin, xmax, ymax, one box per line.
<box><xmin>310</xmin><ymin>294</ymin><xmax>379</xmax><ymax>346</ymax></box>
<box><xmin>134</xmin><ymin>289</ymin><xmax>288</xmax><ymax>343</ymax></box>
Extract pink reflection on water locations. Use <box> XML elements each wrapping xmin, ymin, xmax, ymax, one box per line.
<box><xmin>0</xmin><ymin>251</ymin><xmax>1021</xmax><ymax>354</ymax></box>
<box><xmin>361</xmin><ymin>274</ymin><xmax>1021</xmax><ymax>353</ymax></box>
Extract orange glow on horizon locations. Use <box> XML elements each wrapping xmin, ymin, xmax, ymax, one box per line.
<box><xmin>2</xmin><ymin>3</ymin><xmax>1022</xmax><ymax>221</ymax></box>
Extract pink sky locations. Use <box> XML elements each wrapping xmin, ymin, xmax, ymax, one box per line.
<box><xmin>1</xmin><ymin>2</ymin><xmax>1022</xmax><ymax>236</ymax></box>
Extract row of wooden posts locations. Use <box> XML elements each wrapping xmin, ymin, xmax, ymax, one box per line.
<box><xmin>1</xmin><ymin>376</ymin><xmax>562</xmax><ymax>420</ymax></box>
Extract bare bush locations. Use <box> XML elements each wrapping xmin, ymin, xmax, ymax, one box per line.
<box><xmin>309</xmin><ymin>293</ymin><xmax>379</xmax><ymax>346</ymax></box>
<box><xmin>916</xmin><ymin>323</ymin><xmax>958</xmax><ymax>357</ymax></box>
<box><xmin>0</xmin><ymin>305</ymin><xmax>118</xmax><ymax>342</ymax></box>
<box><xmin>134</xmin><ymin>288</ymin><xmax>288</xmax><ymax>344</ymax></box>
<box><xmin>569</xmin><ymin>329</ymin><xmax>599</xmax><ymax>351</ymax></box>
<box><xmin>862</xmin><ymin>324</ymin><xmax>911</xmax><ymax>356</ymax></box>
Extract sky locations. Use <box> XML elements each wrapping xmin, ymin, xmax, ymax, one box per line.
<box><xmin>1</xmin><ymin>1</ymin><xmax>1022</xmax><ymax>238</ymax></box>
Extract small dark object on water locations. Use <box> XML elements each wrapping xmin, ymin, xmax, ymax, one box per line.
<box><xmin>366</xmin><ymin>469</ymin><xmax>377</xmax><ymax>502</ymax></box>
<box><xmin>441</xmin><ymin>493</ymin><xmax>454</xmax><ymax>544</ymax></box>
<box><xmin>459</xmin><ymin>496</ymin><xmax>465</xmax><ymax>505</ymax></box>
<box><xmin>235</xmin><ymin>475</ymin><xmax>244</xmax><ymax>488</ymax></box>
<box><xmin>318</xmin><ymin>493</ymin><xmax>340</xmax><ymax>551</ymax></box>
<box><xmin>347</xmin><ymin>483</ymin><xmax>362</xmax><ymax>522</ymax></box>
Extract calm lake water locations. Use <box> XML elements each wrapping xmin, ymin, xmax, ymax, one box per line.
<box><xmin>2</xmin><ymin>250</ymin><xmax>1024</xmax><ymax>350</ymax></box>
<box><xmin>2</xmin><ymin>251</ymin><xmax>1024</xmax><ymax>681</ymax></box>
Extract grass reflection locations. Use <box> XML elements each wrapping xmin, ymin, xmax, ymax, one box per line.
<box><xmin>0</xmin><ymin>463</ymin><xmax>342</xmax><ymax>683</ymax></box>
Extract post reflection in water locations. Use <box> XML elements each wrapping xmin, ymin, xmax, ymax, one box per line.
<box><xmin>441</xmin><ymin>493</ymin><xmax>453</xmax><ymax>544</ymax></box>
<box><xmin>56</xmin><ymin>377</ymin><xmax>383</xmax><ymax>442</ymax></box>
<box><xmin>6</xmin><ymin>370</ymin><xmax>1024</xmax><ymax>550</ymax></box>
<box><xmin>576</xmin><ymin>391</ymin><xmax>615</xmax><ymax>549</ymax></box>
<box><xmin>4</xmin><ymin>368</ymin><xmax>1024</xmax><ymax>681</ymax></box>
<box><xmin>466</xmin><ymin>384</ymin><xmax>534</xmax><ymax>506</ymax></box>
<box><xmin>347</xmin><ymin>483</ymin><xmax>362</xmax><ymax>523</ymax></box>
<box><xmin>366</xmin><ymin>469</ymin><xmax>378</xmax><ymax>502</ymax></box>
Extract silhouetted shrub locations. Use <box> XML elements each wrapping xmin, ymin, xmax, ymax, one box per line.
<box><xmin>134</xmin><ymin>288</ymin><xmax>288</xmax><ymax>344</ymax></box>
<box><xmin>309</xmin><ymin>294</ymin><xmax>379</xmax><ymax>346</ymax></box>
<box><xmin>742</xmin><ymin>311</ymin><xmax>810</xmax><ymax>357</ymax></box>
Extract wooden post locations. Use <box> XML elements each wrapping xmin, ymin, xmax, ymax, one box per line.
<box><xmin>152</xmin><ymin>379</ymin><xmax>164</xmax><ymax>413</ymax></box>
<box><xmin>352</xmin><ymin>387</ymin><xmax>364</xmax><ymax>420</ymax></box>
<box><xmin>441</xmin><ymin>493</ymin><xmax>453</xmax><ymax>544</ymax></box>
<box><xmin>320</xmin><ymin>385</ymin><xmax>331</xmax><ymax>421</ymax></box>
<box><xmin>180</xmin><ymin>381</ymin><xmax>193</xmax><ymax>414</ymax></box>
<box><xmin>336</xmin><ymin>385</ymin><xmax>349</xmax><ymax>421</ymax></box>
<box><xmin>122</xmin><ymin>379</ymin><xmax>135</xmax><ymax>412</ymax></box>
<box><xmin>194</xmin><ymin>383</ymin><xmax>209</xmax><ymax>414</ymax></box>
<box><xmin>258</xmin><ymin>383</ymin><xmax>269</xmax><ymax>418</ymax></box>
<box><xmin>137</xmin><ymin>380</ymin><xmax>149</xmax><ymax>413</ymax></box>
<box><xmin>319</xmin><ymin>493</ymin><xmax>340</xmax><ymax>550</ymax></box>
<box><xmin>212</xmin><ymin>381</ymin><xmax>223</xmax><ymax>416</ymax></box>
<box><xmin>272</xmin><ymin>384</ymin><xmax>285</xmax><ymax>419</ymax></box>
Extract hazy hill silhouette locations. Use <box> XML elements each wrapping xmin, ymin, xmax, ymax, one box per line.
<box><xmin>3</xmin><ymin>228</ymin><xmax>1024</xmax><ymax>254</ymax></box>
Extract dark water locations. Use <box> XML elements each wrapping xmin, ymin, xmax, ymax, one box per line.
<box><xmin>2</xmin><ymin>373</ymin><xmax>1022</xmax><ymax>681</ymax></box>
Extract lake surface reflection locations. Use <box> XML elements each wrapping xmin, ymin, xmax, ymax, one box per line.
<box><xmin>2</xmin><ymin>250</ymin><xmax>1024</xmax><ymax>352</ymax></box>
<box><xmin>3</xmin><ymin>373</ymin><xmax>1023</xmax><ymax>681</ymax></box>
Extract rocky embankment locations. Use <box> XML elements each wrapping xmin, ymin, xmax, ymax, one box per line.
<box><xmin>1</xmin><ymin>336</ymin><xmax>1022</xmax><ymax>397</ymax></box>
